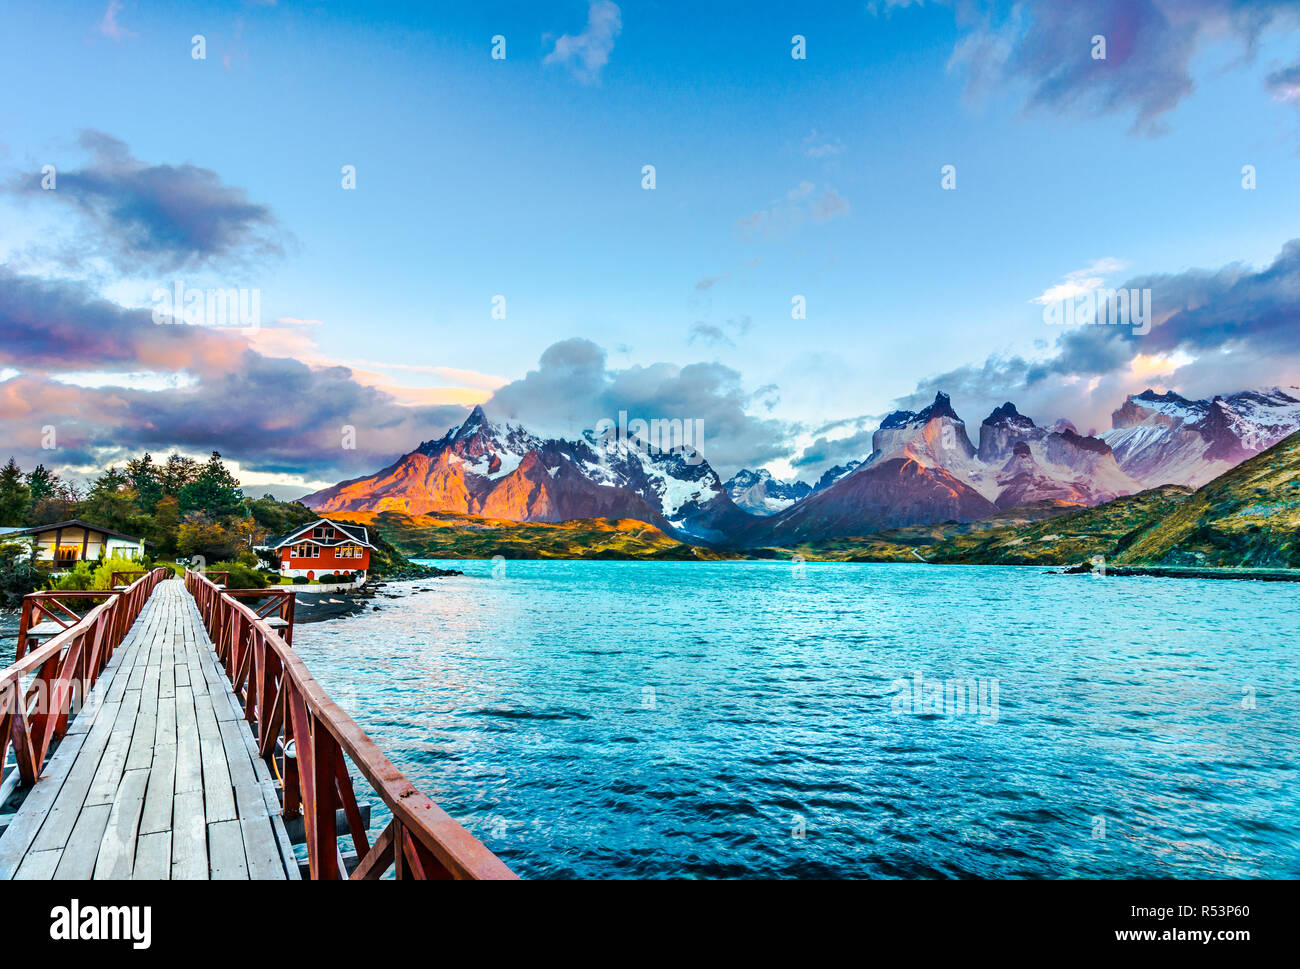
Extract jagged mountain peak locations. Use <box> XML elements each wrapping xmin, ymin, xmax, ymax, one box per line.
<box><xmin>881</xmin><ymin>391</ymin><xmax>964</xmax><ymax>430</ymax></box>
<box><xmin>983</xmin><ymin>402</ymin><xmax>1035</xmax><ymax>429</ymax></box>
<box><xmin>1134</xmin><ymin>388</ymin><xmax>1195</xmax><ymax>406</ymax></box>
<box><xmin>725</xmin><ymin>468</ymin><xmax>812</xmax><ymax>517</ymax></box>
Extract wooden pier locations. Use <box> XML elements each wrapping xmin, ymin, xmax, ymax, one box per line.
<box><xmin>0</xmin><ymin>570</ymin><xmax>515</xmax><ymax>880</ymax></box>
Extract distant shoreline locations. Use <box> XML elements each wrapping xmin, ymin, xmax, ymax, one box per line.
<box><xmin>410</xmin><ymin>557</ymin><xmax>1300</xmax><ymax>580</ymax></box>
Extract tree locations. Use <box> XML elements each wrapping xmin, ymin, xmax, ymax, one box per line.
<box><xmin>177</xmin><ymin>513</ymin><xmax>240</xmax><ymax>563</ymax></box>
<box><xmin>152</xmin><ymin>496</ymin><xmax>181</xmax><ymax>554</ymax></box>
<box><xmin>178</xmin><ymin>452</ymin><xmax>243</xmax><ymax>520</ymax></box>
<box><xmin>25</xmin><ymin>465</ymin><xmax>78</xmax><ymax>526</ymax></box>
<box><xmin>80</xmin><ymin>467</ymin><xmax>143</xmax><ymax>535</ymax></box>
<box><xmin>0</xmin><ymin>457</ymin><xmax>30</xmax><ymax>524</ymax></box>
<box><xmin>159</xmin><ymin>453</ymin><xmax>201</xmax><ymax>498</ymax></box>
<box><xmin>0</xmin><ymin>539</ymin><xmax>42</xmax><ymax>607</ymax></box>
<box><xmin>125</xmin><ymin>453</ymin><xmax>164</xmax><ymax>513</ymax></box>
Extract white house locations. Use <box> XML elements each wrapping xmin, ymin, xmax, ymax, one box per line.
<box><xmin>4</xmin><ymin>520</ymin><xmax>148</xmax><ymax>568</ymax></box>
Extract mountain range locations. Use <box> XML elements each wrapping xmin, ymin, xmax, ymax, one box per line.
<box><xmin>303</xmin><ymin>387</ymin><xmax>1300</xmax><ymax>546</ymax></box>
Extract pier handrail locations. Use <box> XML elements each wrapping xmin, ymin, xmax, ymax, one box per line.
<box><xmin>184</xmin><ymin>569</ymin><xmax>517</xmax><ymax>880</ymax></box>
<box><xmin>1</xmin><ymin>568</ymin><xmax>169</xmax><ymax>792</ymax></box>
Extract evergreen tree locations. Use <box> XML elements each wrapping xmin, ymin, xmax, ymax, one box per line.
<box><xmin>159</xmin><ymin>453</ymin><xmax>201</xmax><ymax>497</ymax></box>
<box><xmin>0</xmin><ymin>457</ymin><xmax>30</xmax><ymax>524</ymax></box>
<box><xmin>80</xmin><ymin>467</ymin><xmax>142</xmax><ymax>535</ymax></box>
<box><xmin>25</xmin><ymin>464</ymin><xmax>61</xmax><ymax>505</ymax></box>
<box><xmin>125</xmin><ymin>453</ymin><xmax>164</xmax><ymax>513</ymax></box>
<box><xmin>178</xmin><ymin>452</ymin><xmax>244</xmax><ymax>520</ymax></box>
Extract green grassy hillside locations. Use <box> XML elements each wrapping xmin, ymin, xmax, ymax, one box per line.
<box><xmin>1113</xmin><ymin>430</ymin><xmax>1300</xmax><ymax>568</ymax></box>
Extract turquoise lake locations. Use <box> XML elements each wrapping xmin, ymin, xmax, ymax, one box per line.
<box><xmin>290</xmin><ymin>561</ymin><xmax>1300</xmax><ymax>879</ymax></box>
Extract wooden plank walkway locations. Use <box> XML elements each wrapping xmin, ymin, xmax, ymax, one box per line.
<box><xmin>0</xmin><ymin>580</ymin><xmax>298</xmax><ymax>880</ymax></box>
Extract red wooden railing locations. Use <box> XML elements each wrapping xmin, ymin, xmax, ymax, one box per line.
<box><xmin>184</xmin><ymin>569</ymin><xmax>516</xmax><ymax>880</ymax></box>
<box><xmin>109</xmin><ymin>570</ymin><xmax>149</xmax><ymax>589</ymax></box>
<box><xmin>1</xmin><ymin>568</ymin><xmax>169</xmax><ymax>789</ymax></box>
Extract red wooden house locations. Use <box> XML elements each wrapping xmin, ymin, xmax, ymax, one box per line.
<box><xmin>269</xmin><ymin>518</ymin><xmax>374</xmax><ymax>581</ymax></box>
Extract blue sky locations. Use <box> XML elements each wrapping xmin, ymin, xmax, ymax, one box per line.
<box><xmin>2</xmin><ymin>0</ymin><xmax>1299</xmax><ymax>490</ymax></box>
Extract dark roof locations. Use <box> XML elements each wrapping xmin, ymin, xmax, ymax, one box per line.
<box><xmin>268</xmin><ymin>517</ymin><xmax>373</xmax><ymax>550</ymax></box>
<box><xmin>5</xmin><ymin>519</ymin><xmax>148</xmax><ymax>544</ymax></box>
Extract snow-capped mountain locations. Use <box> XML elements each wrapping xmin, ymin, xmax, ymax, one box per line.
<box><xmin>724</xmin><ymin>469</ymin><xmax>812</xmax><ymax>516</ymax></box>
<box><xmin>303</xmin><ymin>406</ymin><xmax>751</xmax><ymax>541</ymax></box>
<box><xmin>742</xmin><ymin>393</ymin><xmax>1137</xmax><ymax>544</ymax></box>
<box><xmin>1102</xmin><ymin>387</ymin><xmax>1300</xmax><ymax>488</ymax></box>
<box><xmin>303</xmin><ymin>388</ymin><xmax>1300</xmax><ymax>547</ymax></box>
<box><xmin>812</xmin><ymin>460</ymin><xmax>863</xmax><ymax>492</ymax></box>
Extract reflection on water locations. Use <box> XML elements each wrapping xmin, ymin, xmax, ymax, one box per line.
<box><xmin>290</xmin><ymin>561</ymin><xmax>1300</xmax><ymax>879</ymax></box>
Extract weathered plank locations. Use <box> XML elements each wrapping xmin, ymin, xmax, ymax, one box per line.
<box><xmin>208</xmin><ymin>819</ymin><xmax>249</xmax><ymax>880</ymax></box>
<box><xmin>52</xmin><ymin>803</ymin><xmax>111</xmax><ymax>880</ymax></box>
<box><xmin>170</xmin><ymin>789</ymin><xmax>207</xmax><ymax>879</ymax></box>
<box><xmin>139</xmin><ymin>743</ymin><xmax>176</xmax><ymax>835</ymax></box>
<box><xmin>93</xmin><ymin>768</ymin><xmax>150</xmax><ymax>879</ymax></box>
<box><xmin>13</xmin><ymin>849</ymin><xmax>62</xmax><ymax>880</ymax></box>
<box><xmin>133</xmin><ymin>830</ymin><xmax>171</xmax><ymax>880</ymax></box>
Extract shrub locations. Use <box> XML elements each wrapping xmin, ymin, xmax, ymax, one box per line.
<box><xmin>292</xmin><ymin>575</ymin><xmax>310</xmax><ymax>585</ymax></box>
<box><xmin>0</xmin><ymin>540</ymin><xmax>43</xmax><ymax>608</ymax></box>
<box><xmin>209</xmin><ymin>561</ymin><xmax>268</xmax><ymax>589</ymax></box>
<box><xmin>90</xmin><ymin>556</ymin><xmax>148</xmax><ymax>591</ymax></box>
<box><xmin>53</xmin><ymin>561</ymin><xmax>95</xmax><ymax>591</ymax></box>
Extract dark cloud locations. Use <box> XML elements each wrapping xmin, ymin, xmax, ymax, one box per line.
<box><xmin>10</xmin><ymin>131</ymin><xmax>284</xmax><ymax>274</ymax></box>
<box><xmin>0</xmin><ymin>267</ymin><xmax>240</xmax><ymax>373</ymax></box>
<box><xmin>485</xmin><ymin>338</ymin><xmax>794</xmax><ymax>477</ymax></box>
<box><xmin>947</xmin><ymin>0</ymin><xmax>1300</xmax><ymax>133</ymax></box>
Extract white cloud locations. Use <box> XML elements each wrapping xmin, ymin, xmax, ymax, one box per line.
<box><xmin>543</xmin><ymin>1</ymin><xmax>622</xmax><ymax>84</ymax></box>
<box><xmin>1031</xmin><ymin>257</ymin><xmax>1126</xmax><ymax>305</ymax></box>
<box><xmin>98</xmin><ymin>1</ymin><xmax>136</xmax><ymax>42</ymax></box>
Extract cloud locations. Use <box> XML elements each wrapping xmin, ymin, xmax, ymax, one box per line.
<box><xmin>1266</xmin><ymin>62</ymin><xmax>1300</xmax><ymax>102</ymax></box>
<box><xmin>791</xmin><ymin>417</ymin><xmax>879</xmax><ymax>474</ymax></box>
<box><xmin>694</xmin><ymin>273</ymin><xmax>730</xmax><ymax>291</ymax></box>
<box><xmin>736</xmin><ymin>182</ymin><xmax>850</xmax><ymax>239</ymax></box>
<box><xmin>802</xmin><ymin>129</ymin><xmax>846</xmax><ymax>159</ymax></box>
<box><xmin>688</xmin><ymin>316</ymin><xmax>752</xmax><ymax>349</ymax></box>
<box><xmin>98</xmin><ymin>1</ymin><xmax>136</xmax><ymax>41</ymax></box>
<box><xmin>944</xmin><ymin>0</ymin><xmax>1300</xmax><ymax>133</ymax></box>
<box><xmin>485</xmin><ymin>338</ymin><xmax>794</xmax><ymax>476</ymax></box>
<box><xmin>1030</xmin><ymin>257</ymin><xmax>1127</xmax><ymax>305</ymax></box>
<box><xmin>543</xmin><ymin>1</ymin><xmax>622</xmax><ymax>84</ymax></box>
<box><xmin>9</xmin><ymin>131</ymin><xmax>284</xmax><ymax>274</ymax></box>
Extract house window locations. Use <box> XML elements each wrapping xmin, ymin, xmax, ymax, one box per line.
<box><xmin>336</xmin><ymin>545</ymin><xmax>363</xmax><ymax>559</ymax></box>
<box><xmin>312</xmin><ymin>526</ymin><xmax>333</xmax><ymax>540</ymax></box>
<box><xmin>291</xmin><ymin>543</ymin><xmax>318</xmax><ymax>558</ymax></box>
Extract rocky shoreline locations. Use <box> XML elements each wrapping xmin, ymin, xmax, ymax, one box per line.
<box><xmin>291</xmin><ymin>566</ymin><xmax>463</xmax><ymax>624</ymax></box>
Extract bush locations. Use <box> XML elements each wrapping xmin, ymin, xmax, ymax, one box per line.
<box><xmin>53</xmin><ymin>561</ymin><xmax>95</xmax><ymax>591</ymax></box>
<box><xmin>209</xmin><ymin>561</ymin><xmax>268</xmax><ymax>589</ymax></box>
<box><xmin>90</xmin><ymin>556</ymin><xmax>148</xmax><ymax>591</ymax></box>
<box><xmin>292</xmin><ymin>575</ymin><xmax>310</xmax><ymax>585</ymax></box>
<box><xmin>0</xmin><ymin>540</ymin><xmax>43</xmax><ymax>608</ymax></box>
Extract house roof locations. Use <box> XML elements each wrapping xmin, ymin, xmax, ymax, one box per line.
<box><xmin>268</xmin><ymin>517</ymin><xmax>373</xmax><ymax>550</ymax></box>
<box><xmin>4</xmin><ymin>519</ymin><xmax>149</xmax><ymax>544</ymax></box>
